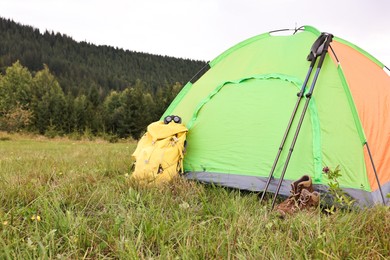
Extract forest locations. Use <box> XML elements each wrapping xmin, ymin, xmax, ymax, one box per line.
<box><xmin>0</xmin><ymin>17</ymin><xmax>206</xmax><ymax>139</ymax></box>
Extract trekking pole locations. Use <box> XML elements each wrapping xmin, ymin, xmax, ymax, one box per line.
<box><xmin>259</xmin><ymin>33</ymin><xmax>329</xmax><ymax>204</ymax></box>
<box><xmin>270</xmin><ymin>33</ymin><xmax>333</xmax><ymax>210</ymax></box>
<box><xmin>259</xmin><ymin>57</ymin><xmax>317</xmax><ymax>204</ymax></box>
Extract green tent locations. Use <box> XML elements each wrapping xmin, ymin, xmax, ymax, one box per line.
<box><xmin>162</xmin><ymin>26</ymin><xmax>390</xmax><ymax>206</ymax></box>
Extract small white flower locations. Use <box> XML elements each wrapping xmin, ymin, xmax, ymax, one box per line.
<box><xmin>179</xmin><ymin>201</ymin><xmax>190</xmax><ymax>209</ymax></box>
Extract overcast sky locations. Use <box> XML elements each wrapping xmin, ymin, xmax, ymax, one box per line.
<box><xmin>1</xmin><ymin>0</ymin><xmax>390</xmax><ymax>66</ymax></box>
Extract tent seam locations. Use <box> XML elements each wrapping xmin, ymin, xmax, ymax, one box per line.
<box><xmin>306</xmin><ymin>97</ymin><xmax>323</xmax><ymax>182</ymax></box>
<box><xmin>337</xmin><ymin>65</ymin><xmax>367</xmax><ymax>144</ymax></box>
<box><xmin>186</xmin><ymin>74</ymin><xmax>302</xmax><ymax>129</ymax></box>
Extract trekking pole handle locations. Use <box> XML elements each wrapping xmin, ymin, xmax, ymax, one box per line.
<box><xmin>306</xmin><ymin>34</ymin><xmax>333</xmax><ymax>97</ymax></box>
<box><xmin>316</xmin><ymin>33</ymin><xmax>333</xmax><ymax>69</ymax></box>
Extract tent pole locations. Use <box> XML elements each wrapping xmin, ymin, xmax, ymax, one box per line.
<box><xmin>259</xmin><ymin>57</ymin><xmax>317</xmax><ymax>203</ymax></box>
<box><xmin>270</xmin><ymin>33</ymin><xmax>333</xmax><ymax>210</ymax></box>
<box><xmin>365</xmin><ymin>142</ymin><xmax>386</xmax><ymax>205</ymax></box>
<box><xmin>189</xmin><ymin>63</ymin><xmax>211</xmax><ymax>84</ymax></box>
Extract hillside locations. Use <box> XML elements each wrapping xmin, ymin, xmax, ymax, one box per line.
<box><xmin>0</xmin><ymin>17</ymin><xmax>207</xmax><ymax>139</ymax></box>
<box><xmin>0</xmin><ymin>17</ymin><xmax>206</xmax><ymax>96</ymax></box>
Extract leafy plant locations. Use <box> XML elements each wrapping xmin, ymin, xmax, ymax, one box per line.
<box><xmin>322</xmin><ymin>165</ymin><xmax>356</xmax><ymax>214</ymax></box>
<box><xmin>0</xmin><ymin>103</ymin><xmax>32</xmax><ymax>132</ymax></box>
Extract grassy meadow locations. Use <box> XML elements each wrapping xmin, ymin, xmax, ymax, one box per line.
<box><xmin>0</xmin><ymin>132</ymin><xmax>389</xmax><ymax>259</ymax></box>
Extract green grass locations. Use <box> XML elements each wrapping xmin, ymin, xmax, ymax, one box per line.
<box><xmin>0</xmin><ymin>132</ymin><xmax>389</xmax><ymax>259</ymax></box>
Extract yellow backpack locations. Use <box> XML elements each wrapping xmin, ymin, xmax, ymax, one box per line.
<box><xmin>131</xmin><ymin>120</ymin><xmax>188</xmax><ymax>186</ymax></box>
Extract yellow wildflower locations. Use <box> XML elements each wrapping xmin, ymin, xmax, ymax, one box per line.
<box><xmin>31</xmin><ymin>215</ymin><xmax>41</xmax><ymax>222</ymax></box>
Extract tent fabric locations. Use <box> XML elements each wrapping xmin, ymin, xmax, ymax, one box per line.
<box><xmin>162</xmin><ymin>26</ymin><xmax>390</xmax><ymax>206</ymax></box>
<box><xmin>329</xmin><ymin>40</ymin><xmax>390</xmax><ymax>191</ymax></box>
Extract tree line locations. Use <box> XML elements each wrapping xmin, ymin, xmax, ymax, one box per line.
<box><xmin>0</xmin><ymin>17</ymin><xmax>207</xmax><ymax>139</ymax></box>
<box><xmin>0</xmin><ymin>61</ymin><xmax>181</xmax><ymax>139</ymax></box>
